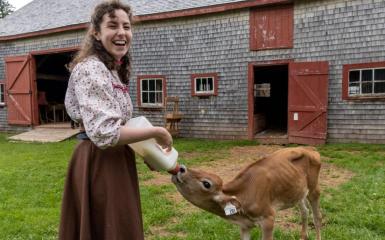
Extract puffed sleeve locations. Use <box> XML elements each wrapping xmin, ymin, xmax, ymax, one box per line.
<box><xmin>72</xmin><ymin>59</ymin><xmax>123</xmax><ymax>149</ymax></box>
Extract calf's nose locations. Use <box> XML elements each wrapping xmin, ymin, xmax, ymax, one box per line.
<box><xmin>168</xmin><ymin>164</ymin><xmax>187</xmax><ymax>175</ymax></box>
<box><xmin>179</xmin><ymin>164</ymin><xmax>187</xmax><ymax>174</ymax></box>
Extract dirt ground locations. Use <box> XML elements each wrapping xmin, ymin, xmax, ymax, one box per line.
<box><xmin>144</xmin><ymin>145</ymin><xmax>355</xmax><ymax>234</ymax></box>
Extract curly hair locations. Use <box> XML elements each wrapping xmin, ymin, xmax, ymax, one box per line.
<box><xmin>69</xmin><ymin>0</ymin><xmax>133</xmax><ymax>84</ymax></box>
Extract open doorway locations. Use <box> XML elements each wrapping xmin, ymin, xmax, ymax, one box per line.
<box><xmin>34</xmin><ymin>51</ymin><xmax>75</xmax><ymax>126</ymax></box>
<box><xmin>253</xmin><ymin>64</ymin><xmax>288</xmax><ymax>141</ymax></box>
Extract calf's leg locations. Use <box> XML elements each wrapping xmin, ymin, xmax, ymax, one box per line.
<box><xmin>308</xmin><ymin>187</ymin><xmax>322</xmax><ymax>240</ymax></box>
<box><xmin>298</xmin><ymin>198</ymin><xmax>309</xmax><ymax>240</ymax></box>
<box><xmin>240</xmin><ymin>227</ymin><xmax>251</xmax><ymax>240</ymax></box>
<box><xmin>259</xmin><ymin>215</ymin><xmax>275</xmax><ymax>240</ymax></box>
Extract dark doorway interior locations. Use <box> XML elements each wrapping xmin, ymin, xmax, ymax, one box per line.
<box><xmin>35</xmin><ymin>52</ymin><xmax>74</xmax><ymax>124</ymax></box>
<box><xmin>253</xmin><ymin>65</ymin><xmax>288</xmax><ymax>135</ymax></box>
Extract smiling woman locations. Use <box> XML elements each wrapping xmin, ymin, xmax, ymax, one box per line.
<box><xmin>93</xmin><ymin>9</ymin><xmax>132</xmax><ymax>61</ymax></box>
<box><xmin>59</xmin><ymin>1</ymin><xmax>174</xmax><ymax>240</ymax></box>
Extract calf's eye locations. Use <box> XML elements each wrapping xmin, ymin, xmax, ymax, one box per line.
<box><xmin>202</xmin><ymin>180</ymin><xmax>211</xmax><ymax>189</ymax></box>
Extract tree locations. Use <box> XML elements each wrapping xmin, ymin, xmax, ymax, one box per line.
<box><xmin>0</xmin><ymin>0</ymin><xmax>15</xmax><ymax>18</ymax></box>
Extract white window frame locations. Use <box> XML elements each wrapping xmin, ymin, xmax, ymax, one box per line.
<box><xmin>194</xmin><ymin>76</ymin><xmax>215</xmax><ymax>95</ymax></box>
<box><xmin>0</xmin><ymin>83</ymin><xmax>5</xmax><ymax>106</ymax></box>
<box><xmin>348</xmin><ymin>67</ymin><xmax>385</xmax><ymax>97</ymax></box>
<box><xmin>140</xmin><ymin>78</ymin><xmax>164</xmax><ymax>107</ymax></box>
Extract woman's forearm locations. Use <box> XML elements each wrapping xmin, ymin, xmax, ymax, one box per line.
<box><xmin>117</xmin><ymin>126</ymin><xmax>172</xmax><ymax>151</ymax></box>
<box><xmin>117</xmin><ymin>126</ymin><xmax>160</xmax><ymax>144</ymax></box>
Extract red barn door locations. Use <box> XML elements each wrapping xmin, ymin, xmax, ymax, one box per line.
<box><xmin>288</xmin><ymin>62</ymin><xmax>329</xmax><ymax>145</ymax></box>
<box><xmin>5</xmin><ymin>55</ymin><xmax>37</xmax><ymax>125</ymax></box>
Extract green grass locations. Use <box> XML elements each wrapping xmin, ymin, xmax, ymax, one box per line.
<box><xmin>0</xmin><ymin>134</ymin><xmax>384</xmax><ymax>239</ymax></box>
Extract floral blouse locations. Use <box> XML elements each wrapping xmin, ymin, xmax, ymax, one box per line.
<box><xmin>65</xmin><ymin>56</ymin><xmax>133</xmax><ymax>148</ymax></box>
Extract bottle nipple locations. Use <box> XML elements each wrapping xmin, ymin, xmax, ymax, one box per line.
<box><xmin>168</xmin><ymin>163</ymin><xmax>180</xmax><ymax>175</ymax></box>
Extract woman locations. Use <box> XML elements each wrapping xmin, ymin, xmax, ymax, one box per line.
<box><xmin>59</xmin><ymin>1</ymin><xmax>173</xmax><ymax>239</ymax></box>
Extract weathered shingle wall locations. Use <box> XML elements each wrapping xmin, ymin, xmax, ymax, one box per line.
<box><xmin>0</xmin><ymin>0</ymin><xmax>249</xmax><ymax>37</ymax></box>
<box><xmin>131</xmin><ymin>10</ymin><xmax>251</xmax><ymax>139</ymax></box>
<box><xmin>130</xmin><ymin>8</ymin><xmax>293</xmax><ymax>140</ymax></box>
<box><xmin>294</xmin><ymin>0</ymin><xmax>385</xmax><ymax>143</ymax></box>
<box><xmin>0</xmin><ymin>0</ymin><xmax>384</xmax><ymax>142</ymax></box>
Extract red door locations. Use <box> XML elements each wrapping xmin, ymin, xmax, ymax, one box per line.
<box><xmin>288</xmin><ymin>61</ymin><xmax>329</xmax><ymax>145</ymax></box>
<box><xmin>5</xmin><ymin>55</ymin><xmax>37</xmax><ymax>125</ymax></box>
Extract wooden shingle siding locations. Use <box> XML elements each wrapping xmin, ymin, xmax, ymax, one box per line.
<box><xmin>131</xmin><ymin>10</ymin><xmax>251</xmax><ymax>139</ymax></box>
<box><xmin>0</xmin><ymin>0</ymin><xmax>385</xmax><ymax>143</ymax></box>
<box><xmin>294</xmin><ymin>0</ymin><xmax>385</xmax><ymax>143</ymax></box>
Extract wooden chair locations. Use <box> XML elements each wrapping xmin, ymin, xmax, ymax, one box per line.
<box><xmin>164</xmin><ymin>96</ymin><xmax>182</xmax><ymax>136</ymax></box>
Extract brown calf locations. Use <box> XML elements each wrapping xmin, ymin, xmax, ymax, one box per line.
<box><xmin>172</xmin><ymin>147</ymin><xmax>322</xmax><ymax>240</ymax></box>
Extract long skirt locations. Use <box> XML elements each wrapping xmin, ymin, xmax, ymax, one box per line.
<box><xmin>59</xmin><ymin>140</ymin><xmax>144</xmax><ymax>240</ymax></box>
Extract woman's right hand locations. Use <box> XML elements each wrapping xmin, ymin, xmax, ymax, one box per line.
<box><xmin>153</xmin><ymin>127</ymin><xmax>173</xmax><ymax>152</ymax></box>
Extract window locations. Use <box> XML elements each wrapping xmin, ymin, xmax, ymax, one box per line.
<box><xmin>191</xmin><ymin>73</ymin><xmax>218</xmax><ymax>96</ymax></box>
<box><xmin>343</xmin><ymin>62</ymin><xmax>385</xmax><ymax>99</ymax></box>
<box><xmin>0</xmin><ymin>82</ymin><xmax>5</xmax><ymax>106</ymax></box>
<box><xmin>250</xmin><ymin>4</ymin><xmax>293</xmax><ymax>50</ymax></box>
<box><xmin>137</xmin><ymin>75</ymin><xmax>166</xmax><ymax>108</ymax></box>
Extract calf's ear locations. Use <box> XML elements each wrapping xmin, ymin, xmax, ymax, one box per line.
<box><xmin>214</xmin><ymin>193</ymin><xmax>242</xmax><ymax>212</ymax></box>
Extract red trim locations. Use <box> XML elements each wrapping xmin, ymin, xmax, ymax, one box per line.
<box><xmin>0</xmin><ymin>0</ymin><xmax>292</xmax><ymax>41</ymax></box>
<box><xmin>30</xmin><ymin>55</ymin><xmax>39</xmax><ymax>125</ymax></box>
<box><xmin>136</xmin><ymin>75</ymin><xmax>167</xmax><ymax>109</ymax></box>
<box><xmin>0</xmin><ymin>23</ymin><xmax>89</xmax><ymax>42</ymax></box>
<box><xmin>136</xmin><ymin>0</ymin><xmax>292</xmax><ymax>22</ymax></box>
<box><xmin>342</xmin><ymin>61</ymin><xmax>385</xmax><ymax>100</ymax></box>
<box><xmin>191</xmin><ymin>73</ymin><xmax>218</xmax><ymax>97</ymax></box>
<box><xmin>247</xmin><ymin>59</ymin><xmax>293</xmax><ymax>139</ymax></box>
<box><xmin>30</xmin><ymin>46</ymin><xmax>80</xmax><ymax>55</ymax></box>
<box><xmin>247</xmin><ymin>63</ymin><xmax>254</xmax><ymax>140</ymax></box>
<box><xmin>248</xmin><ymin>59</ymin><xmax>293</xmax><ymax>67</ymax></box>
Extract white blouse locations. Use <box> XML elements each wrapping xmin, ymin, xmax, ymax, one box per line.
<box><xmin>65</xmin><ymin>56</ymin><xmax>133</xmax><ymax>148</ymax></box>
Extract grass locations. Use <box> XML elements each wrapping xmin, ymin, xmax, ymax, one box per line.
<box><xmin>0</xmin><ymin>133</ymin><xmax>384</xmax><ymax>239</ymax></box>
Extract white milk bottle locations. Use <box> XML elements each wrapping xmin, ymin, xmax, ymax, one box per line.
<box><xmin>125</xmin><ymin>116</ymin><xmax>180</xmax><ymax>174</ymax></box>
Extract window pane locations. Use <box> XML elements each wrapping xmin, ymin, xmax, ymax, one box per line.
<box><xmin>348</xmin><ymin>82</ymin><xmax>360</xmax><ymax>95</ymax></box>
<box><xmin>156</xmin><ymin>79</ymin><xmax>162</xmax><ymax>91</ymax></box>
<box><xmin>0</xmin><ymin>84</ymin><xmax>3</xmax><ymax>102</ymax></box>
<box><xmin>196</xmin><ymin>78</ymin><xmax>201</xmax><ymax>92</ymax></box>
<box><xmin>349</xmin><ymin>70</ymin><xmax>360</xmax><ymax>82</ymax></box>
<box><xmin>149</xmin><ymin>80</ymin><xmax>155</xmax><ymax>91</ymax></box>
<box><xmin>374</xmin><ymin>82</ymin><xmax>385</xmax><ymax>94</ymax></box>
<box><xmin>0</xmin><ymin>84</ymin><xmax>5</xmax><ymax>103</ymax></box>
<box><xmin>375</xmin><ymin>69</ymin><xmax>385</xmax><ymax>81</ymax></box>
<box><xmin>207</xmin><ymin>78</ymin><xmax>213</xmax><ymax>91</ymax></box>
<box><xmin>142</xmin><ymin>80</ymin><xmax>148</xmax><ymax>91</ymax></box>
<box><xmin>362</xmin><ymin>70</ymin><xmax>373</xmax><ymax>82</ymax></box>
<box><xmin>149</xmin><ymin>92</ymin><xmax>155</xmax><ymax>103</ymax></box>
<box><xmin>361</xmin><ymin>82</ymin><xmax>373</xmax><ymax>94</ymax></box>
<box><xmin>156</xmin><ymin>92</ymin><xmax>163</xmax><ymax>103</ymax></box>
<box><xmin>142</xmin><ymin>92</ymin><xmax>148</xmax><ymax>103</ymax></box>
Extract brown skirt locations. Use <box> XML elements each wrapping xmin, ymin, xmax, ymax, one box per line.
<box><xmin>59</xmin><ymin>140</ymin><xmax>144</xmax><ymax>240</ymax></box>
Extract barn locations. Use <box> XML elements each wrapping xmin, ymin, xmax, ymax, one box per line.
<box><xmin>0</xmin><ymin>0</ymin><xmax>384</xmax><ymax>144</ymax></box>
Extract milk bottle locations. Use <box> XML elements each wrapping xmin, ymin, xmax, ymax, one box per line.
<box><xmin>125</xmin><ymin>116</ymin><xmax>180</xmax><ymax>174</ymax></box>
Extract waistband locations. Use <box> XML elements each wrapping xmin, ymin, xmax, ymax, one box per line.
<box><xmin>76</xmin><ymin>131</ymin><xmax>90</xmax><ymax>140</ymax></box>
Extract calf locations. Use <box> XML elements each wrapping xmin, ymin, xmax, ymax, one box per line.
<box><xmin>172</xmin><ymin>147</ymin><xmax>322</xmax><ymax>240</ymax></box>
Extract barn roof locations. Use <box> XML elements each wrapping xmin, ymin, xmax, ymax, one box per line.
<box><xmin>0</xmin><ymin>0</ymin><xmax>274</xmax><ymax>39</ymax></box>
